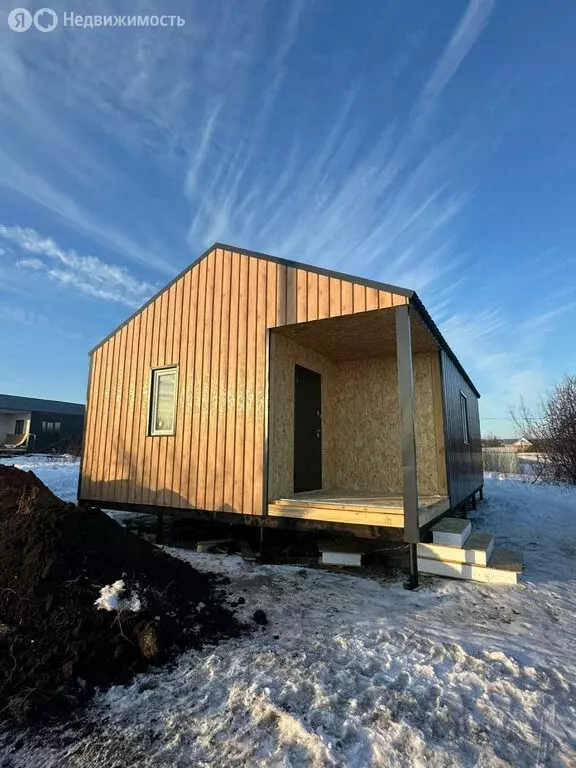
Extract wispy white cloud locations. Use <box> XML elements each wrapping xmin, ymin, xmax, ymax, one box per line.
<box><xmin>181</xmin><ymin>0</ymin><xmax>494</xmax><ymax>302</ymax></box>
<box><xmin>416</xmin><ymin>0</ymin><xmax>494</xmax><ymax>123</ymax></box>
<box><xmin>0</xmin><ymin>226</ymin><xmax>159</xmax><ymax>308</ymax></box>
<box><xmin>0</xmin><ymin>305</ymin><xmax>49</xmax><ymax>328</ymax></box>
<box><xmin>16</xmin><ymin>258</ymin><xmax>43</xmax><ymax>270</ymax></box>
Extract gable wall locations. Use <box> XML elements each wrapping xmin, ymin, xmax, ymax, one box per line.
<box><xmin>80</xmin><ymin>247</ymin><xmax>407</xmax><ymax>514</ymax></box>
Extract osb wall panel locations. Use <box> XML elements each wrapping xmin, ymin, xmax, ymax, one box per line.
<box><xmin>80</xmin><ymin>247</ymin><xmax>408</xmax><ymax>515</ymax></box>
<box><xmin>268</xmin><ymin>346</ymin><xmax>442</xmax><ymax>499</ymax></box>
<box><xmin>328</xmin><ymin>355</ymin><xmax>440</xmax><ymax>496</ymax></box>
<box><xmin>268</xmin><ymin>334</ymin><xmax>336</xmax><ymax>499</ymax></box>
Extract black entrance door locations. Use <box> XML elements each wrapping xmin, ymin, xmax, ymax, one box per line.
<box><xmin>294</xmin><ymin>365</ymin><xmax>322</xmax><ymax>492</ymax></box>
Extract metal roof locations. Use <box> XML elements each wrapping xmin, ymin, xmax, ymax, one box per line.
<box><xmin>90</xmin><ymin>242</ymin><xmax>480</xmax><ymax>398</ymax></box>
<box><xmin>0</xmin><ymin>393</ymin><xmax>85</xmax><ymax>416</ymax></box>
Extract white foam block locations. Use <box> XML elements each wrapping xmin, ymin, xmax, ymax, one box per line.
<box><xmin>417</xmin><ymin>557</ymin><xmax>518</xmax><ymax>584</ymax></box>
<box><xmin>321</xmin><ymin>550</ymin><xmax>362</xmax><ymax>566</ymax></box>
<box><xmin>431</xmin><ymin>518</ymin><xmax>472</xmax><ymax>547</ymax></box>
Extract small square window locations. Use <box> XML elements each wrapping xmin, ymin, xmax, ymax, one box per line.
<box><xmin>149</xmin><ymin>367</ymin><xmax>178</xmax><ymax>436</ymax></box>
<box><xmin>14</xmin><ymin>420</ymin><xmax>25</xmax><ymax>435</ymax></box>
<box><xmin>460</xmin><ymin>392</ymin><xmax>470</xmax><ymax>445</ymax></box>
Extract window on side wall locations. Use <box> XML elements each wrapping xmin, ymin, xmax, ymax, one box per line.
<box><xmin>460</xmin><ymin>392</ymin><xmax>470</xmax><ymax>445</ymax></box>
<box><xmin>149</xmin><ymin>366</ymin><xmax>178</xmax><ymax>436</ymax></box>
<box><xmin>14</xmin><ymin>419</ymin><xmax>25</xmax><ymax>435</ymax></box>
<box><xmin>41</xmin><ymin>421</ymin><xmax>61</xmax><ymax>433</ymax></box>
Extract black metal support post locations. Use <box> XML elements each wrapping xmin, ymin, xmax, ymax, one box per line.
<box><xmin>461</xmin><ymin>501</ymin><xmax>467</xmax><ymax>519</ymax></box>
<box><xmin>479</xmin><ymin>486</ymin><xmax>484</xmax><ymax>501</ymax></box>
<box><xmin>258</xmin><ymin>521</ymin><xmax>265</xmax><ymax>563</ymax></box>
<box><xmin>404</xmin><ymin>543</ymin><xmax>419</xmax><ymax>590</ymax></box>
<box><xmin>155</xmin><ymin>510</ymin><xmax>164</xmax><ymax>545</ymax></box>
<box><xmin>472</xmin><ymin>492</ymin><xmax>477</xmax><ymax>510</ymax></box>
<box><xmin>395</xmin><ymin>304</ymin><xmax>420</xmax><ymax>591</ymax></box>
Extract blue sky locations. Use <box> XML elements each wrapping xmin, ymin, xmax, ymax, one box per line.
<box><xmin>1</xmin><ymin>0</ymin><xmax>575</xmax><ymax>436</ymax></box>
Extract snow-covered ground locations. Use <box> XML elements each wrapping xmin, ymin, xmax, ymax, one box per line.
<box><xmin>0</xmin><ymin>453</ymin><xmax>80</xmax><ymax>502</ymax></box>
<box><xmin>1</xmin><ymin>468</ymin><xmax>575</xmax><ymax>766</ymax></box>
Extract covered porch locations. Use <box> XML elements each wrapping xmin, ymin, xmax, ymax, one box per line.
<box><xmin>268</xmin><ymin>491</ymin><xmax>450</xmax><ymax>528</ymax></box>
<box><xmin>266</xmin><ymin>305</ymin><xmax>450</xmax><ymax>538</ymax></box>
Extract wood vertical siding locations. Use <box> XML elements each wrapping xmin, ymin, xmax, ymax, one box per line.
<box><xmin>440</xmin><ymin>350</ymin><xmax>483</xmax><ymax>506</ymax></box>
<box><xmin>79</xmin><ymin>246</ymin><xmax>411</xmax><ymax>515</ymax></box>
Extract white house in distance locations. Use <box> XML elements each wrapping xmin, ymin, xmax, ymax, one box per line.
<box><xmin>0</xmin><ymin>393</ymin><xmax>85</xmax><ymax>454</ymax></box>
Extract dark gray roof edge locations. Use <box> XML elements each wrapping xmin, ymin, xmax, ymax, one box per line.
<box><xmin>0</xmin><ymin>393</ymin><xmax>85</xmax><ymax>415</ymax></box>
<box><xmin>409</xmin><ymin>294</ymin><xmax>481</xmax><ymax>398</ymax></box>
<box><xmin>89</xmin><ymin>242</ymin><xmax>414</xmax><ymax>355</ymax></box>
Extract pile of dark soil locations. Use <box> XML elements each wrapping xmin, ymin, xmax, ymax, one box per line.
<box><xmin>0</xmin><ymin>466</ymin><xmax>241</xmax><ymax>724</ymax></box>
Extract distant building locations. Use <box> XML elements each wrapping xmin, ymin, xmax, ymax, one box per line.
<box><xmin>482</xmin><ymin>436</ymin><xmax>533</xmax><ymax>451</ymax></box>
<box><xmin>0</xmin><ymin>394</ymin><xmax>85</xmax><ymax>454</ymax></box>
<box><xmin>513</xmin><ymin>437</ymin><xmax>532</xmax><ymax>448</ymax></box>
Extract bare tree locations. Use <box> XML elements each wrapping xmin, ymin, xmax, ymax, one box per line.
<box><xmin>511</xmin><ymin>374</ymin><xmax>576</xmax><ymax>484</ymax></box>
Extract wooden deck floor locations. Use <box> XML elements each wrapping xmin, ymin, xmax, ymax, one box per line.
<box><xmin>267</xmin><ymin>490</ymin><xmax>450</xmax><ymax>528</ymax></box>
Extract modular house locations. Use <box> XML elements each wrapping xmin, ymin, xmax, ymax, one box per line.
<box><xmin>79</xmin><ymin>244</ymin><xmax>483</xmax><ymax>555</ymax></box>
<box><xmin>0</xmin><ymin>393</ymin><xmax>85</xmax><ymax>454</ymax></box>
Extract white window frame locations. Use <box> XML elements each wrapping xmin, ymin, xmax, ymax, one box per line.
<box><xmin>460</xmin><ymin>391</ymin><xmax>470</xmax><ymax>445</ymax></box>
<box><xmin>149</xmin><ymin>365</ymin><xmax>178</xmax><ymax>436</ymax></box>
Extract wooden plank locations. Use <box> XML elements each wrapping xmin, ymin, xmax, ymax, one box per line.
<box><xmin>341</xmin><ymin>280</ymin><xmax>353</xmax><ymax>316</ymax></box>
<box><xmin>273</xmin><ymin>499</ymin><xmax>405</xmax><ymax>514</ymax></box>
<box><xmin>318</xmin><ymin>275</ymin><xmax>330</xmax><ymax>319</ymax></box>
<box><xmin>167</xmin><ymin>276</ymin><xmax>185</xmax><ymax>506</ymax></box>
<box><xmin>233</xmin><ymin>254</ymin><xmax>249</xmax><ymax>512</ymax></box>
<box><xmin>224</xmin><ymin>251</ymin><xmax>240</xmax><ymax>511</ymax></box>
<box><xmin>329</xmin><ymin>278</ymin><xmax>341</xmax><ymax>317</ymax></box>
<box><xmin>366</xmin><ymin>287</ymin><xmax>379</xmax><ymax>311</ymax></box>
<box><xmin>243</xmin><ymin>256</ymin><xmax>258</xmax><ymax>515</ymax></box>
<box><xmin>264</xmin><ymin>262</ymin><xmax>278</xmax><ymax>508</ymax></box>
<box><xmin>253</xmin><ymin>257</ymin><xmax>268</xmax><ymax>515</ymax></box>
<box><xmin>104</xmin><ymin>328</ymin><xmax>124</xmax><ymax>501</ymax></box>
<box><xmin>378</xmin><ymin>291</ymin><xmax>393</xmax><ymax>309</ymax></box>
<box><xmin>417</xmin><ymin>497</ymin><xmax>451</xmax><ymax>525</ymax></box>
<box><xmin>186</xmin><ymin>264</ymin><xmax>202</xmax><ymax>508</ymax></box>
<box><xmin>214</xmin><ymin>250</ymin><xmax>232</xmax><ymax>510</ymax></box>
<box><xmin>353</xmin><ymin>283</ymin><xmax>366</xmax><ymax>314</ymax></box>
<box><xmin>178</xmin><ymin>267</ymin><xmax>195</xmax><ymax>506</ymax></box>
<box><xmin>285</xmin><ymin>267</ymin><xmax>297</xmax><ymax>325</ymax></box>
<box><xmin>296</xmin><ymin>269</ymin><xmax>308</xmax><ymax>323</ymax></box>
<box><xmin>196</xmin><ymin>252</ymin><xmax>215</xmax><ymax>509</ymax></box>
<box><xmin>205</xmin><ymin>248</ymin><xmax>223</xmax><ymax>510</ymax></box>
<box><xmin>159</xmin><ymin>284</ymin><xmax>176</xmax><ymax>506</ymax></box>
<box><xmin>267</xmin><ymin>503</ymin><xmax>405</xmax><ymax>528</ymax></box>
<box><xmin>137</xmin><ymin>304</ymin><xmax>155</xmax><ymax>505</ymax></box>
<box><xmin>80</xmin><ymin>348</ymin><xmax>102</xmax><ymax>499</ymax></box>
<box><xmin>124</xmin><ymin>315</ymin><xmax>140</xmax><ymax>504</ymax></box>
<box><xmin>275</xmin><ymin>264</ymin><xmax>287</xmax><ymax>326</ymax></box>
<box><xmin>95</xmin><ymin>338</ymin><xmax>113</xmax><ymax>501</ymax></box>
<box><xmin>114</xmin><ymin>321</ymin><xmax>134</xmax><ymax>503</ymax></box>
<box><xmin>307</xmin><ymin>271</ymin><xmax>318</xmax><ymax>322</ymax></box>
<box><xmin>150</xmin><ymin>290</ymin><xmax>169</xmax><ymax>506</ymax></box>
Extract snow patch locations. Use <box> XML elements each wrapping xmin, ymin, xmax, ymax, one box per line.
<box><xmin>94</xmin><ymin>580</ymin><xmax>142</xmax><ymax>613</ymax></box>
